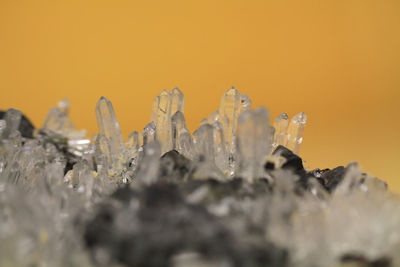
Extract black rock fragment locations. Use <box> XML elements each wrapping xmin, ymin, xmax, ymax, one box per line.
<box><xmin>0</xmin><ymin>110</ymin><xmax>35</xmax><ymax>138</ymax></box>
<box><xmin>84</xmin><ymin>182</ymin><xmax>288</xmax><ymax>267</ymax></box>
<box><xmin>319</xmin><ymin>166</ymin><xmax>346</xmax><ymax>193</ymax></box>
<box><xmin>341</xmin><ymin>253</ymin><xmax>392</xmax><ymax>267</ymax></box>
<box><xmin>270</xmin><ymin>145</ymin><xmax>309</xmax><ymax>188</ymax></box>
<box><xmin>159</xmin><ymin>150</ymin><xmax>192</xmax><ymax>181</ymax></box>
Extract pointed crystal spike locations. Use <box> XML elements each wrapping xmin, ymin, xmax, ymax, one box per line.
<box><xmin>179</xmin><ymin>129</ymin><xmax>195</xmax><ymax>159</ymax></box>
<box><xmin>171</xmin><ymin>111</ymin><xmax>187</xmax><ymax>150</ymax></box>
<box><xmin>273</xmin><ymin>113</ymin><xmax>289</xmax><ymax>148</ymax></box>
<box><xmin>200</xmin><ymin>118</ymin><xmax>208</xmax><ymax>125</ymax></box>
<box><xmin>57</xmin><ymin>98</ymin><xmax>70</xmax><ymax>115</ymax></box>
<box><xmin>42</xmin><ymin>99</ymin><xmax>86</xmax><ymax>139</ymax></box>
<box><xmin>212</xmin><ymin>121</ymin><xmax>228</xmax><ymax>172</ymax></box>
<box><xmin>269</xmin><ymin>126</ymin><xmax>275</xmax><ymax>152</ymax></box>
<box><xmin>43</xmin><ymin>107</ymin><xmax>65</xmax><ymax>132</ymax></box>
<box><xmin>207</xmin><ymin>110</ymin><xmax>219</xmax><ymax>124</ymax></box>
<box><xmin>133</xmin><ymin>141</ymin><xmax>161</xmax><ymax>186</ymax></box>
<box><xmin>192</xmin><ymin>123</ymin><xmax>225</xmax><ymax>180</ymax></box>
<box><xmin>169</xmin><ymin>87</ymin><xmax>185</xmax><ymax>116</ymax></box>
<box><xmin>127</xmin><ymin>131</ymin><xmax>140</xmax><ymax>150</ymax></box>
<box><xmin>143</xmin><ymin>121</ymin><xmax>157</xmax><ymax>145</ymax></box>
<box><xmin>236</xmin><ymin>107</ymin><xmax>271</xmax><ymax>182</ymax></box>
<box><xmin>193</xmin><ymin>124</ymin><xmax>215</xmax><ymax>163</ymax></box>
<box><xmin>127</xmin><ymin>131</ymin><xmax>140</xmax><ymax>158</ymax></box>
<box><xmin>95</xmin><ymin>134</ymin><xmax>111</xmax><ymax>165</ymax></box>
<box><xmin>219</xmin><ymin>87</ymin><xmax>240</xmax><ymax>154</ymax></box>
<box><xmin>285</xmin><ymin>112</ymin><xmax>307</xmax><ymax>154</ymax></box>
<box><xmin>239</xmin><ymin>94</ymin><xmax>252</xmax><ymax>114</ymax></box>
<box><xmin>95</xmin><ymin>97</ymin><xmax>125</xmax><ymax>158</ymax></box>
<box><xmin>150</xmin><ymin>90</ymin><xmax>171</xmax><ymax>152</ymax></box>
<box><xmin>2</xmin><ymin>108</ymin><xmax>22</xmax><ymax>139</ymax></box>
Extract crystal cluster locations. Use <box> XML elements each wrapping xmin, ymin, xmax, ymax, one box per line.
<box><xmin>0</xmin><ymin>88</ymin><xmax>398</xmax><ymax>267</ymax></box>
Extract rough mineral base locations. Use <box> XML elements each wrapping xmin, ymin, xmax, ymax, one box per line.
<box><xmin>0</xmin><ymin>88</ymin><xmax>397</xmax><ymax>267</ymax></box>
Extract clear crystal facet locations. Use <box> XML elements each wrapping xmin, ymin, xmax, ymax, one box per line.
<box><xmin>273</xmin><ymin>113</ymin><xmax>289</xmax><ymax>148</ymax></box>
<box><xmin>285</xmin><ymin>112</ymin><xmax>307</xmax><ymax>154</ymax></box>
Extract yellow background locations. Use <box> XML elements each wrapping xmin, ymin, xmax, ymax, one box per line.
<box><xmin>1</xmin><ymin>1</ymin><xmax>399</xmax><ymax>190</ymax></box>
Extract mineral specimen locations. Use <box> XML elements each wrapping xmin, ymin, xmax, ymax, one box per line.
<box><xmin>0</xmin><ymin>88</ymin><xmax>398</xmax><ymax>267</ymax></box>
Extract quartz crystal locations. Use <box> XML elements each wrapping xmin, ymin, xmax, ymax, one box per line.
<box><xmin>2</xmin><ymin>108</ymin><xmax>21</xmax><ymax>139</ymax></box>
<box><xmin>143</xmin><ymin>121</ymin><xmax>157</xmax><ymax>145</ymax></box>
<box><xmin>171</xmin><ymin>111</ymin><xmax>187</xmax><ymax>150</ymax></box>
<box><xmin>95</xmin><ymin>97</ymin><xmax>125</xmax><ymax>173</ymax></box>
<box><xmin>127</xmin><ymin>131</ymin><xmax>140</xmax><ymax>158</ymax></box>
<box><xmin>219</xmin><ymin>87</ymin><xmax>240</xmax><ymax>154</ymax></box>
<box><xmin>273</xmin><ymin>113</ymin><xmax>289</xmax><ymax>148</ymax></box>
<box><xmin>239</xmin><ymin>94</ymin><xmax>252</xmax><ymax>113</ymax></box>
<box><xmin>43</xmin><ymin>99</ymin><xmax>86</xmax><ymax>139</ymax></box>
<box><xmin>5</xmin><ymin>87</ymin><xmax>399</xmax><ymax>267</ymax></box>
<box><xmin>150</xmin><ymin>88</ymin><xmax>185</xmax><ymax>153</ymax></box>
<box><xmin>236</xmin><ymin>107</ymin><xmax>271</xmax><ymax>182</ymax></box>
<box><xmin>285</xmin><ymin>112</ymin><xmax>307</xmax><ymax>154</ymax></box>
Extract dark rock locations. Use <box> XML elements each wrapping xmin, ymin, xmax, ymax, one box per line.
<box><xmin>0</xmin><ymin>110</ymin><xmax>35</xmax><ymax>138</ymax></box>
<box><xmin>320</xmin><ymin>166</ymin><xmax>346</xmax><ymax>193</ymax></box>
<box><xmin>84</xmin><ymin>182</ymin><xmax>288</xmax><ymax>267</ymax></box>
<box><xmin>341</xmin><ymin>253</ymin><xmax>392</xmax><ymax>267</ymax></box>
<box><xmin>159</xmin><ymin>150</ymin><xmax>192</xmax><ymax>181</ymax></box>
<box><xmin>270</xmin><ymin>145</ymin><xmax>308</xmax><ymax>188</ymax></box>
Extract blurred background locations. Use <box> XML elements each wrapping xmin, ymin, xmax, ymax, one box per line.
<box><xmin>0</xmin><ymin>0</ymin><xmax>399</xmax><ymax>190</ymax></box>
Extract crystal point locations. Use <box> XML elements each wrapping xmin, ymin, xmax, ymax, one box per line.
<box><xmin>2</xmin><ymin>108</ymin><xmax>22</xmax><ymax>139</ymax></box>
<box><xmin>285</xmin><ymin>112</ymin><xmax>307</xmax><ymax>154</ymax></box>
<box><xmin>95</xmin><ymin>96</ymin><xmax>124</xmax><ymax>158</ymax></box>
<box><xmin>169</xmin><ymin>87</ymin><xmax>185</xmax><ymax>115</ymax></box>
<box><xmin>239</xmin><ymin>94</ymin><xmax>252</xmax><ymax>114</ymax></box>
<box><xmin>171</xmin><ymin>111</ymin><xmax>187</xmax><ymax>150</ymax></box>
<box><xmin>143</xmin><ymin>121</ymin><xmax>157</xmax><ymax>145</ymax></box>
<box><xmin>236</xmin><ymin>107</ymin><xmax>271</xmax><ymax>182</ymax></box>
<box><xmin>219</xmin><ymin>87</ymin><xmax>240</xmax><ymax>154</ymax></box>
<box><xmin>273</xmin><ymin>113</ymin><xmax>289</xmax><ymax>148</ymax></box>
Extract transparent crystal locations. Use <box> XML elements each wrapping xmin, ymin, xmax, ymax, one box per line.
<box><xmin>57</xmin><ymin>98</ymin><xmax>70</xmax><ymax>114</ymax></box>
<box><xmin>133</xmin><ymin>141</ymin><xmax>161</xmax><ymax>185</ymax></box>
<box><xmin>2</xmin><ymin>108</ymin><xmax>22</xmax><ymax>139</ymax></box>
<box><xmin>95</xmin><ymin>97</ymin><xmax>124</xmax><ymax>157</ymax></box>
<box><xmin>143</xmin><ymin>121</ymin><xmax>157</xmax><ymax>145</ymax></box>
<box><xmin>236</xmin><ymin>107</ymin><xmax>271</xmax><ymax>182</ymax></box>
<box><xmin>207</xmin><ymin>110</ymin><xmax>219</xmax><ymax>124</ymax></box>
<box><xmin>219</xmin><ymin>87</ymin><xmax>240</xmax><ymax>154</ymax></box>
<box><xmin>150</xmin><ymin>90</ymin><xmax>170</xmax><ymax>152</ymax></box>
<box><xmin>127</xmin><ymin>131</ymin><xmax>140</xmax><ymax>157</ymax></box>
<box><xmin>285</xmin><ymin>112</ymin><xmax>307</xmax><ymax>154</ymax></box>
<box><xmin>171</xmin><ymin>111</ymin><xmax>187</xmax><ymax>151</ymax></box>
<box><xmin>211</xmin><ymin>121</ymin><xmax>228</xmax><ymax>173</ymax></box>
<box><xmin>273</xmin><ymin>113</ymin><xmax>289</xmax><ymax>148</ymax></box>
<box><xmin>239</xmin><ymin>94</ymin><xmax>252</xmax><ymax>114</ymax></box>
<box><xmin>192</xmin><ymin>124</ymin><xmax>225</xmax><ymax>180</ymax></box>
<box><xmin>169</xmin><ymin>87</ymin><xmax>185</xmax><ymax>118</ymax></box>
<box><xmin>43</xmin><ymin>100</ymin><xmax>86</xmax><ymax>139</ymax></box>
<box><xmin>178</xmin><ymin>129</ymin><xmax>195</xmax><ymax>159</ymax></box>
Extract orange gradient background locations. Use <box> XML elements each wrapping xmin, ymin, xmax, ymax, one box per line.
<box><xmin>0</xmin><ymin>1</ymin><xmax>399</xmax><ymax>190</ymax></box>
